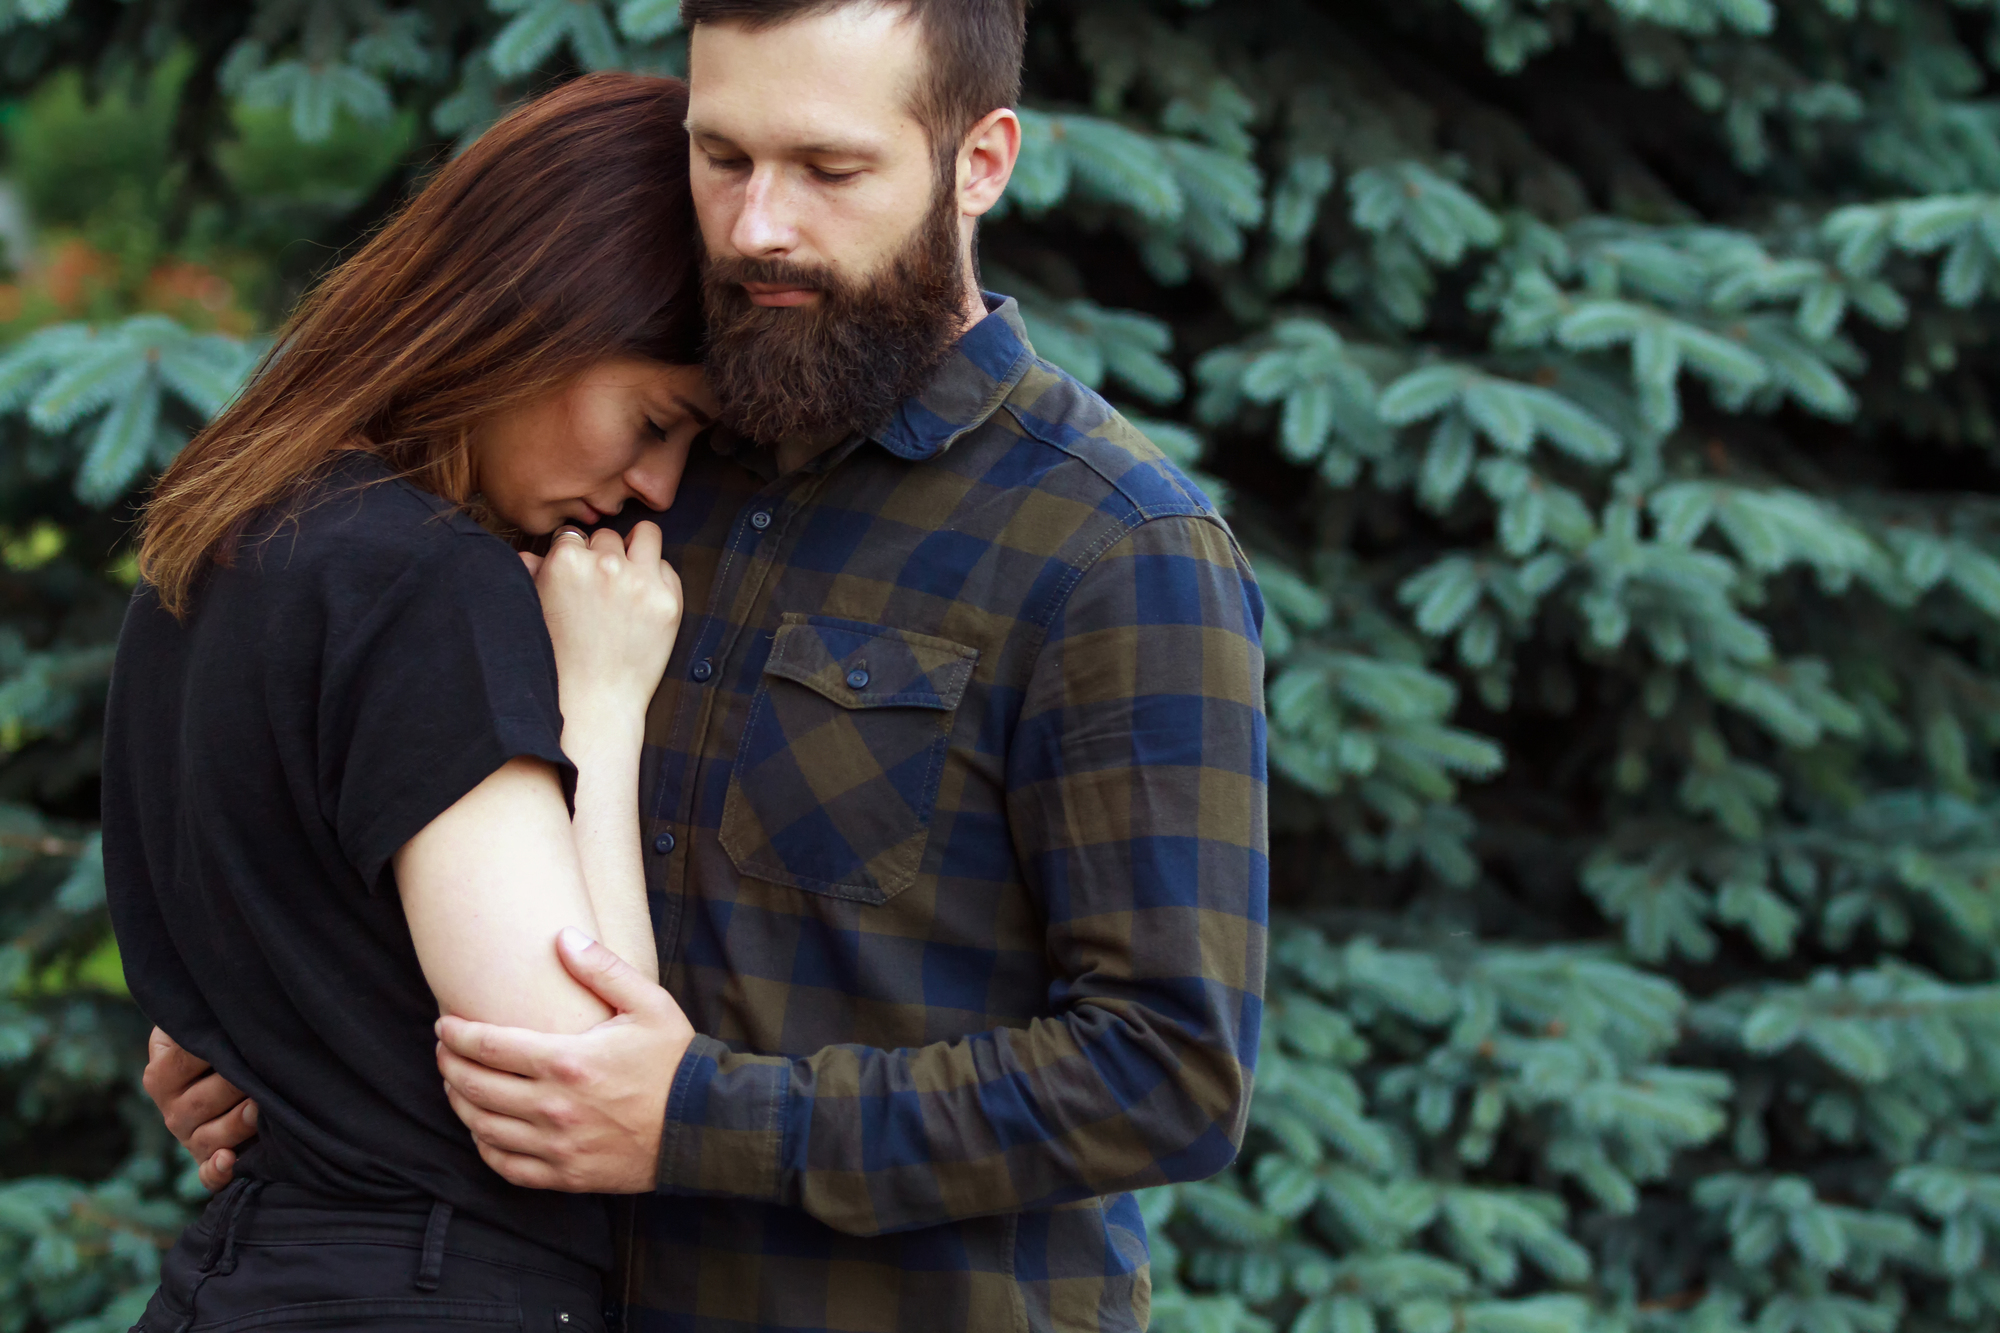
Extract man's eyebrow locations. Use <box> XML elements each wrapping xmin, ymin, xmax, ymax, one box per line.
<box><xmin>685</xmin><ymin>123</ymin><xmax>882</xmax><ymax>161</ymax></box>
<box><xmin>790</xmin><ymin>139</ymin><xmax>884</xmax><ymax>159</ymax></box>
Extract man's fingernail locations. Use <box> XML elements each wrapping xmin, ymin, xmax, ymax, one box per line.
<box><xmin>559</xmin><ymin>926</ymin><xmax>597</xmax><ymax>953</ymax></box>
<box><xmin>243</xmin><ymin>1103</ymin><xmax>257</xmax><ymax>1127</ymax></box>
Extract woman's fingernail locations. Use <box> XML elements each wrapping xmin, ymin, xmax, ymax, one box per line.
<box><xmin>559</xmin><ymin>926</ymin><xmax>597</xmax><ymax>953</ymax></box>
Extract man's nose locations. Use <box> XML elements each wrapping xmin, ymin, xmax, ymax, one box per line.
<box><xmin>731</xmin><ymin>166</ymin><xmax>800</xmax><ymax>257</ymax></box>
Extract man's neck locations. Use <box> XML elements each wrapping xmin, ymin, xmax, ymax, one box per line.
<box><xmin>954</xmin><ymin>275</ymin><xmax>988</xmax><ymax>337</ymax></box>
<box><xmin>770</xmin><ymin>287</ymin><xmax>992</xmax><ymax>476</ymax></box>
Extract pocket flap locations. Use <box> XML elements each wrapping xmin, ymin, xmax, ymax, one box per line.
<box><xmin>763</xmin><ymin>615</ymin><xmax>978</xmax><ymax>711</ymax></box>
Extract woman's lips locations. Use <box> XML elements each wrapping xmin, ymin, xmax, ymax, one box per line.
<box><xmin>742</xmin><ymin>282</ymin><xmax>819</xmax><ymax>308</ymax></box>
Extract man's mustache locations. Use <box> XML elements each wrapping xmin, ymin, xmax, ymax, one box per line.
<box><xmin>706</xmin><ymin>256</ymin><xmax>834</xmax><ymax>293</ymax></box>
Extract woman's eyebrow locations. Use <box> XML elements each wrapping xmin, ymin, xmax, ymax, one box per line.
<box><xmin>674</xmin><ymin>395</ymin><xmax>715</xmax><ymax>427</ymax></box>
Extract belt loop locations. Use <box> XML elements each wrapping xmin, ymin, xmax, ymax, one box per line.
<box><xmin>172</xmin><ymin>1178</ymin><xmax>264</xmax><ymax>1333</ymax></box>
<box><xmin>414</xmin><ymin>1199</ymin><xmax>453</xmax><ymax>1291</ymax></box>
<box><xmin>212</xmin><ymin>1180</ymin><xmax>266</xmax><ymax>1276</ymax></box>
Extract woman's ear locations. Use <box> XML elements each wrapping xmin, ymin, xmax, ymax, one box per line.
<box><xmin>956</xmin><ymin>108</ymin><xmax>1022</xmax><ymax>220</ymax></box>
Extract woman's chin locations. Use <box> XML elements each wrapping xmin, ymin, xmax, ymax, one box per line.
<box><xmin>499</xmin><ymin>510</ymin><xmax>561</xmax><ymax>537</ymax></box>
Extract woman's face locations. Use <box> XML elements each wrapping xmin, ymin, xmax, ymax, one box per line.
<box><xmin>472</xmin><ymin>359</ymin><xmax>718</xmax><ymax>534</ymax></box>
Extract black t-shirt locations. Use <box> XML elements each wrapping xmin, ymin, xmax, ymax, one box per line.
<box><xmin>102</xmin><ymin>455</ymin><xmax>609</xmax><ymax>1268</ymax></box>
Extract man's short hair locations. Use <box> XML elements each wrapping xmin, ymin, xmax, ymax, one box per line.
<box><xmin>681</xmin><ymin>0</ymin><xmax>1027</xmax><ymax>171</ymax></box>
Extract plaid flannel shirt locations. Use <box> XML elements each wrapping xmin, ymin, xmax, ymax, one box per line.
<box><xmin>618</xmin><ymin>296</ymin><xmax>1269</xmax><ymax>1333</ymax></box>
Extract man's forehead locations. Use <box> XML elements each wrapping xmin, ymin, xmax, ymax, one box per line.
<box><xmin>687</xmin><ymin>5</ymin><xmax>926</xmax><ymax>119</ymax></box>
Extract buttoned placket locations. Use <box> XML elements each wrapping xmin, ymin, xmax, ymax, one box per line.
<box><xmin>644</xmin><ymin>459</ymin><xmax>842</xmax><ymax>981</ymax></box>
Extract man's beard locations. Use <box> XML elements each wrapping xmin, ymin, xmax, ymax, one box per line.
<box><xmin>701</xmin><ymin>186</ymin><xmax>967</xmax><ymax>447</ymax></box>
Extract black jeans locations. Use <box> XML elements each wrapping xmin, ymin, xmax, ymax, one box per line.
<box><xmin>133</xmin><ymin>1179</ymin><xmax>613</xmax><ymax>1333</ymax></box>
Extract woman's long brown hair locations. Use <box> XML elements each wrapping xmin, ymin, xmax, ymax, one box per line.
<box><xmin>138</xmin><ymin>73</ymin><xmax>704</xmax><ymax>616</ymax></box>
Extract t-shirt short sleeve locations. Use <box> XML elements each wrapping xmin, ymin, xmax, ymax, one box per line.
<box><xmin>320</xmin><ymin>532</ymin><xmax>572</xmax><ymax>895</ymax></box>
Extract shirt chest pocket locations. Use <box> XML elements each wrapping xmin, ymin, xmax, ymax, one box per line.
<box><xmin>721</xmin><ymin>615</ymin><xmax>979</xmax><ymax>905</ymax></box>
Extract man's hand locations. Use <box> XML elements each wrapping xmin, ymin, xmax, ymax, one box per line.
<box><xmin>142</xmin><ymin>1028</ymin><xmax>259</xmax><ymax>1191</ymax></box>
<box><xmin>436</xmin><ymin>928</ymin><xmax>694</xmax><ymax>1194</ymax></box>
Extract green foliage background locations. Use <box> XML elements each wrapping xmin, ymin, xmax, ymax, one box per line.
<box><xmin>3</xmin><ymin>0</ymin><xmax>2000</xmax><ymax>1330</ymax></box>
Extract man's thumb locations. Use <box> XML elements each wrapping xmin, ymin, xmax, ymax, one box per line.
<box><xmin>556</xmin><ymin>927</ymin><xmax>656</xmax><ymax>1012</ymax></box>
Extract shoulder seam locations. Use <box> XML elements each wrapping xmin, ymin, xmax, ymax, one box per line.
<box><xmin>999</xmin><ymin>362</ymin><xmax>1217</xmax><ymax>522</ymax></box>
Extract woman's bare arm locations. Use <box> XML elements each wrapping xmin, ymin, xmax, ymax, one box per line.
<box><xmin>396</xmin><ymin>522</ymin><xmax>678</xmax><ymax>1030</ymax></box>
<box><xmin>394</xmin><ymin>756</ymin><xmax>611</xmax><ymax>1033</ymax></box>
<box><xmin>533</xmin><ymin>523</ymin><xmax>679</xmax><ymax>986</ymax></box>
<box><xmin>562</xmin><ymin>707</ymin><xmax>657</xmax><ymax>984</ymax></box>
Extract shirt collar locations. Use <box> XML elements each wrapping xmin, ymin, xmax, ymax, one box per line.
<box><xmin>702</xmin><ymin>293</ymin><xmax>1036</xmax><ymax>475</ymax></box>
<box><xmin>870</xmin><ymin>293</ymin><xmax>1036</xmax><ymax>462</ymax></box>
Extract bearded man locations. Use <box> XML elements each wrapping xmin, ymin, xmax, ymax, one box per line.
<box><xmin>144</xmin><ymin>1</ymin><xmax>1269</xmax><ymax>1329</ymax></box>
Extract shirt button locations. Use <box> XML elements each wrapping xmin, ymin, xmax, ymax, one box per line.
<box><xmin>653</xmin><ymin>832</ymin><xmax>676</xmax><ymax>855</ymax></box>
<box><xmin>846</xmin><ymin>667</ymin><xmax>870</xmax><ymax>689</ymax></box>
<box><xmin>691</xmin><ymin>659</ymin><xmax>713</xmax><ymax>681</ymax></box>
<box><xmin>749</xmin><ymin>510</ymin><xmax>772</xmax><ymax>531</ymax></box>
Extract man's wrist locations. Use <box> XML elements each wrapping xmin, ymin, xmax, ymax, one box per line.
<box><xmin>654</xmin><ymin>1033</ymin><xmax>792</xmax><ymax>1204</ymax></box>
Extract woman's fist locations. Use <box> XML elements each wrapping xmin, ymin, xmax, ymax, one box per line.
<box><xmin>531</xmin><ymin>521</ymin><xmax>682</xmax><ymax>723</ymax></box>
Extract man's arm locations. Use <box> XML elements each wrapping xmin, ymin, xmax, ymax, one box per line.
<box><xmin>439</xmin><ymin>513</ymin><xmax>1269</xmax><ymax>1231</ymax></box>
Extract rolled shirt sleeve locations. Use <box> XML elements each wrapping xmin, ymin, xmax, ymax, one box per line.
<box><xmin>656</xmin><ymin>514</ymin><xmax>1269</xmax><ymax>1235</ymax></box>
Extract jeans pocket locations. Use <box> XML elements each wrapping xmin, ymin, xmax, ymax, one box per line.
<box><xmin>721</xmin><ymin>615</ymin><xmax>977</xmax><ymax>904</ymax></box>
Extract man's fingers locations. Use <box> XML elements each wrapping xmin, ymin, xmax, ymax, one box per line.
<box><xmin>434</xmin><ymin>1015</ymin><xmax>563</xmax><ymax>1077</ymax></box>
<box><xmin>198</xmin><ymin>1149</ymin><xmax>236</xmax><ymax>1193</ymax></box>
<box><xmin>555</xmin><ymin>926</ymin><xmax>672</xmax><ymax>1017</ymax></box>
<box><xmin>188</xmin><ymin>1097</ymin><xmax>258</xmax><ymax>1160</ymax></box>
<box><xmin>473</xmin><ymin>1138</ymin><xmax>561</xmax><ymax>1191</ymax></box>
<box><xmin>163</xmin><ymin>1070</ymin><xmax>250</xmax><ymax>1145</ymax></box>
<box><xmin>444</xmin><ymin>1083</ymin><xmax>549</xmax><ymax>1156</ymax></box>
<box><xmin>436</xmin><ymin>1043</ymin><xmax>543</xmax><ymax>1119</ymax></box>
<box><xmin>625</xmin><ymin>520</ymin><xmax>663</xmax><ymax>565</ymax></box>
<box><xmin>142</xmin><ymin>1029</ymin><xmax>212</xmax><ymax>1104</ymax></box>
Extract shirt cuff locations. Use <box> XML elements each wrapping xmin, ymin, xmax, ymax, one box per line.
<box><xmin>656</xmin><ymin>1033</ymin><xmax>792</xmax><ymax>1202</ymax></box>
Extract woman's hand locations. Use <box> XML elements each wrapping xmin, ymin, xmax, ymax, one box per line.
<box><xmin>525</xmin><ymin>521</ymin><xmax>682</xmax><ymax>724</ymax></box>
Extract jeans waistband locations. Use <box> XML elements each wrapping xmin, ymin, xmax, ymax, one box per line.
<box><xmin>213</xmin><ymin>1181</ymin><xmax>604</xmax><ymax>1289</ymax></box>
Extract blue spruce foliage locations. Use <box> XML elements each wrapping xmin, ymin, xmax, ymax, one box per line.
<box><xmin>2</xmin><ymin>1</ymin><xmax>2000</xmax><ymax>1330</ymax></box>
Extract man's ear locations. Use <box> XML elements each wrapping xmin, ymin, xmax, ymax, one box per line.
<box><xmin>957</xmin><ymin>107</ymin><xmax>1022</xmax><ymax>219</ymax></box>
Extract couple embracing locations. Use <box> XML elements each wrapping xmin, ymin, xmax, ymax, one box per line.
<box><xmin>108</xmin><ymin>2</ymin><xmax>1269</xmax><ymax>1331</ymax></box>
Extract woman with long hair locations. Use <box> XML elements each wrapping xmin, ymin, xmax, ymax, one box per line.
<box><xmin>102</xmin><ymin>72</ymin><xmax>709</xmax><ymax>1332</ymax></box>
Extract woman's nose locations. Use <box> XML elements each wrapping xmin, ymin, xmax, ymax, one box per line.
<box><xmin>625</xmin><ymin>458</ymin><xmax>684</xmax><ymax>513</ymax></box>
